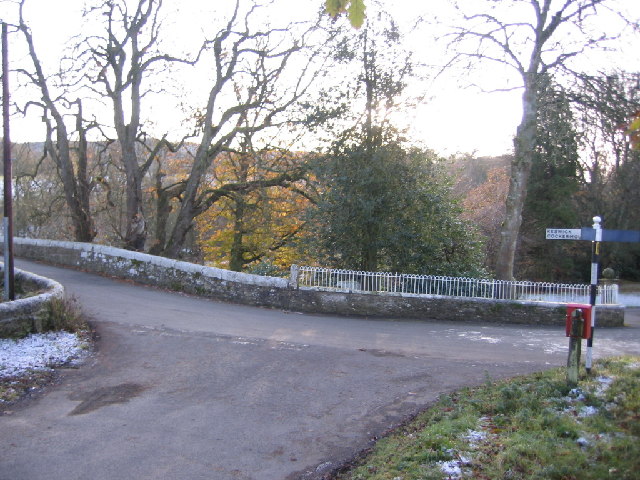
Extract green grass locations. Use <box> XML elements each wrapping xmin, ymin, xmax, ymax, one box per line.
<box><xmin>332</xmin><ymin>356</ymin><xmax>640</xmax><ymax>480</ymax></box>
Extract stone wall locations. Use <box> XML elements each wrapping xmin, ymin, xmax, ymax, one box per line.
<box><xmin>12</xmin><ymin>238</ymin><xmax>291</xmax><ymax>309</ymax></box>
<box><xmin>10</xmin><ymin>237</ymin><xmax>625</xmax><ymax>327</ymax></box>
<box><xmin>289</xmin><ymin>289</ymin><xmax>623</xmax><ymax>326</ymax></box>
<box><xmin>0</xmin><ymin>267</ymin><xmax>65</xmax><ymax>337</ymax></box>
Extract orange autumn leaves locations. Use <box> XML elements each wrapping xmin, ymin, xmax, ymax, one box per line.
<box><xmin>195</xmin><ymin>150</ymin><xmax>314</xmax><ymax>271</ymax></box>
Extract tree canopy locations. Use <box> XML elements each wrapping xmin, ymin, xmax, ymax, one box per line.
<box><xmin>325</xmin><ymin>0</ymin><xmax>366</xmax><ymax>28</ymax></box>
<box><xmin>6</xmin><ymin>0</ymin><xmax>640</xmax><ymax>281</ymax></box>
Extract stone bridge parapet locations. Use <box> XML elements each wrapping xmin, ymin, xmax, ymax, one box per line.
<box><xmin>0</xmin><ymin>266</ymin><xmax>65</xmax><ymax>337</ymax></box>
<box><xmin>8</xmin><ymin>237</ymin><xmax>625</xmax><ymax>328</ymax></box>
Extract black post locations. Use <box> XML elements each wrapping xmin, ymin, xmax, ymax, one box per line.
<box><xmin>2</xmin><ymin>22</ymin><xmax>15</xmax><ymax>301</ymax></box>
<box><xmin>586</xmin><ymin>216</ymin><xmax>601</xmax><ymax>374</ymax></box>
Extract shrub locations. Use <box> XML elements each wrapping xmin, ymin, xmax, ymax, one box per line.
<box><xmin>45</xmin><ymin>296</ymin><xmax>88</xmax><ymax>333</ymax></box>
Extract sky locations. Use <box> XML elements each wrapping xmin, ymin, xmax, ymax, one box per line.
<box><xmin>2</xmin><ymin>0</ymin><xmax>638</xmax><ymax>157</ymax></box>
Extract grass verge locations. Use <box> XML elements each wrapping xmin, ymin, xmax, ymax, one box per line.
<box><xmin>0</xmin><ymin>370</ymin><xmax>56</xmax><ymax>405</ymax></box>
<box><xmin>45</xmin><ymin>296</ymin><xmax>88</xmax><ymax>333</ymax></box>
<box><xmin>332</xmin><ymin>356</ymin><xmax>640</xmax><ymax>480</ymax></box>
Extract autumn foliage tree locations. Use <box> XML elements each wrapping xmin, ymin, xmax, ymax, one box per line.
<box><xmin>159</xmin><ymin>1</ymin><xmax>329</xmax><ymax>258</ymax></box>
<box><xmin>458</xmin><ymin>163</ymin><xmax>510</xmax><ymax>272</ymax></box>
<box><xmin>196</xmin><ymin>145</ymin><xmax>314</xmax><ymax>272</ymax></box>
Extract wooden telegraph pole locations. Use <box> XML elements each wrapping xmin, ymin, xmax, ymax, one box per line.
<box><xmin>2</xmin><ymin>22</ymin><xmax>15</xmax><ymax>301</ymax></box>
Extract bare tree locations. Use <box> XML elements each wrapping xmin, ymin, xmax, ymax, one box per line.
<box><xmin>161</xmin><ymin>1</ymin><xmax>327</xmax><ymax>258</ymax></box>
<box><xmin>75</xmin><ymin>0</ymin><xmax>192</xmax><ymax>250</ymax></box>
<box><xmin>573</xmin><ymin>73</ymin><xmax>640</xmax><ymax>224</ymax></box>
<box><xmin>15</xmin><ymin>1</ymin><xmax>97</xmax><ymax>242</ymax></box>
<box><xmin>447</xmin><ymin>0</ymin><xmax>630</xmax><ymax>279</ymax></box>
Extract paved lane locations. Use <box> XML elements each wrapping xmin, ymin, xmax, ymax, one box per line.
<box><xmin>1</xmin><ymin>260</ymin><xmax>638</xmax><ymax>480</ymax></box>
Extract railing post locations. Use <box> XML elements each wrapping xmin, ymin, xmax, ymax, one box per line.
<box><xmin>289</xmin><ymin>264</ymin><xmax>299</xmax><ymax>289</ymax></box>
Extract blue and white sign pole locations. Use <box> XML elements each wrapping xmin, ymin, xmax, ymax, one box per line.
<box><xmin>547</xmin><ymin>216</ymin><xmax>640</xmax><ymax>374</ymax></box>
<box><xmin>586</xmin><ymin>216</ymin><xmax>602</xmax><ymax>374</ymax></box>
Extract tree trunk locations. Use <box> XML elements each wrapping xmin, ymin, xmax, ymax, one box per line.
<box><xmin>149</xmin><ymin>166</ymin><xmax>173</xmax><ymax>256</ymax></box>
<box><xmin>112</xmin><ymin>75</ymin><xmax>146</xmax><ymax>251</ymax></box>
<box><xmin>43</xmin><ymin>114</ymin><xmax>96</xmax><ymax>243</ymax></box>
<box><xmin>122</xmin><ymin>138</ymin><xmax>146</xmax><ymax>250</ymax></box>
<box><xmin>20</xmin><ymin>18</ymin><xmax>96</xmax><ymax>243</ymax></box>
<box><xmin>229</xmin><ymin>199</ymin><xmax>246</xmax><ymax>272</ymax></box>
<box><xmin>162</xmin><ymin>130</ymin><xmax>216</xmax><ymax>258</ymax></box>
<box><xmin>74</xmin><ymin>101</ymin><xmax>96</xmax><ymax>242</ymax></box>
<box><xmin>495</xmin><ymin>75</ymin><xmax>539</xmax><ymax>280</ymax></box>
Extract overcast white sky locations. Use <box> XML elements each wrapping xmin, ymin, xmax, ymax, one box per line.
<box><xmin>3</xmin><ymin>0</ymin><xmax>639</xmax><ymax>157</ymax></box>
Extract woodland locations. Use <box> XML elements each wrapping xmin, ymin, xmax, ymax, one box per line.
<box><xmin>2</xmin><ymin>0</ymin><xmax>640</xmax><ymax>283</ymax></box>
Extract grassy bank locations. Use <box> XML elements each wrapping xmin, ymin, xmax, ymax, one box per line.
<box><xmin>333</xmin><ymin>356</ymin><xmax>640</xmax><ymax>480</ymax></box>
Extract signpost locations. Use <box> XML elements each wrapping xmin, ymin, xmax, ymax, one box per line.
<box><xmin>547</xmin><ymin>216</ymin><xmax>640</xmax><ymax>374</ymax></box>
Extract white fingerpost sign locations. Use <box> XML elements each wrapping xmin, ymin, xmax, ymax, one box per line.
<box><xmin>545</xmin><ymin>229</ymin><xmax>582</xmax><ymax>240</ymax></box>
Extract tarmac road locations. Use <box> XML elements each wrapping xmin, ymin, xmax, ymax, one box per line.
<box><xmin>2</xmin><ymin>259</ymin><xmax>639</xmax><ymax>480</ymax></box>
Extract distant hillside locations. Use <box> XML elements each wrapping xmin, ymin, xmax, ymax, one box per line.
<box><xmin>446</xmin><ymin>154</ymin><xmax>512</xmax><ymax>199</ymax></box>
<box><xmin>8</xmin><ymin>142</ymin><xmax>46</xmax><ymax>156</ymax></box>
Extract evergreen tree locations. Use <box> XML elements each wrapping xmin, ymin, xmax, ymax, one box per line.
<box><xmin>574</xmin><ymin>73</ymin><xmax>640</xmax><ymax>280</ymax></box>
<box><xmin>312</xmin><ymin>127</ymin><xmax>485</xmax><ymax>276</ymax></box>
<box><xmin>517</xmin><ymin>79</ymin><xmax>583</xmax><ymax>281</ymax></box>
<box><xmin>309</xmin><ymin>11</ymin><xmax>484</xmax><ymax>276</ymax></box>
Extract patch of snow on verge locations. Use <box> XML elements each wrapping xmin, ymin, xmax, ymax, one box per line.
<box><xmin>578</xmin><ymin>405</ymin><xmax>599</xmax><ymax>417</ymax></box>
<box><xmin>0</xmin><ymin>332</ymin><xmax>88</xmax><ymax>379</ymax></box>
<box><xmin>596</xmin><ymin>376</ymin><xmax>614</xmax><ymax>394</ymax></box>
<box><xmin>438</xmin><ymin>460</ymin><xmax>463</xmax><ymax>479</ymax></box>
<box><xmin>464</xmin><ymin>429</ymin><xmax>487</xmax><ymax>447</ymax></box>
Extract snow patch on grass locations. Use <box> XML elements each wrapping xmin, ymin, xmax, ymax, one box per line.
<box><xmin>464</xmin><ymin>429</ymin><xmax>487</xmax><ymax>447</ymax></box>
<box><xmin>578</xmin><ymin>405</ymin><xmax>599</xmax><ymax>417</ymax></box>
<box><xmin>0</xmin><ymin>332</ymin><xmax>89</xmax><ymax>379</ymax></box>
<box><xmin>438</xmin><ymin>459</ymin><xmax>463</xmax><ymax>478</ymax></box>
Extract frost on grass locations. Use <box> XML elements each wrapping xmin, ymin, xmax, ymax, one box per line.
<box><xmin>578</xmin><ymin>405</ymin><xmax>599</xmax><ymax>417</ymax></box>
<box><xmin>438</xmin><ymin>459</ymin><xmax>463</xmax><ymax>479</ymax></box>
<box><xmin>464</xmin><ymin>429</ymin><xmax>487</xmax><ymax>447</ymax></box>
<box><xmin>595</xmin><ymin>376</ymin><xmax>614</xmax><ymax>395</ymax></box>
<box><xmin>436</xmin><ymin>426</ymin><xmax>489</xmax><ymax>478</ymax></box>
<box><xmin>0</xmin><ymin>332</ymin><xmax>89</xmax><ymax>379</ymax></box>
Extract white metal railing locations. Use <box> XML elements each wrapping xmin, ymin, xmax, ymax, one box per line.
<box><xmin>290</xmin><ymin>265</ymin><xmax>619</xmax><ymax>305</ymax></box>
